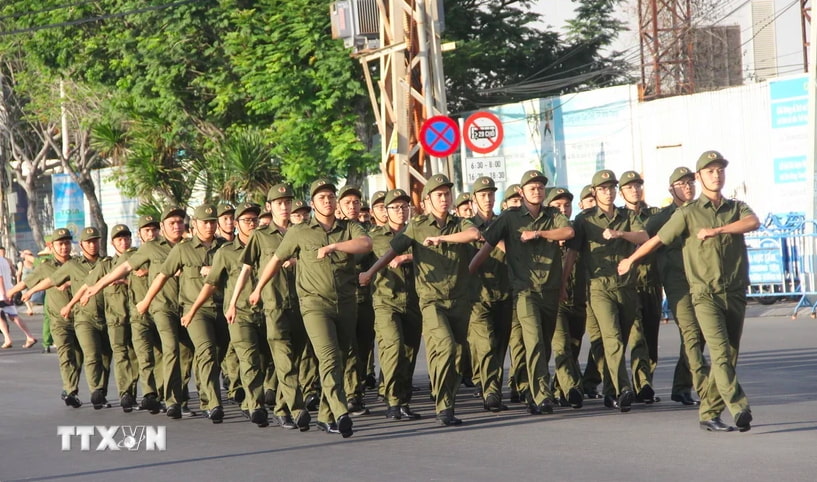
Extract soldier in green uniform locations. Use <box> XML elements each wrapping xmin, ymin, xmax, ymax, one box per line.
<box><xmin>544</xmin><ymin>187</ymin><xmax>585</xmax><ymax>408</ymax></box>
<box><xmin>618</xmin><ymin>171</ymin><xmax>660</xmax><ymax>403</ymax></box>
<box><xmin>27</xmin><ymin>227</ymin><xmax>113</xmax><ymax>409</ymax></box>
<box><xmin>370</xmin><ymin>190</ymin><xmax>388</xmax><ymax>227</ymax></box>
<box><xmin>229</xmin><ymin>183</ymin><xmax>312</xmax><ymax>429</ymax></box>
<box><xmin>470</xmin><ymin>170</ymin><xmax>574</xmax><ymax>415</ymax></box>
<box><xmin>84</xmin><ymin>207</ymin><xmax>194</xmax><ymax>419</ymax></box>
<box><xmin>250</xmin><ymin>179</ymin><xmax>372</xmax><ymax>438</ymax></box>
<box><xmin>466</xmin><ymin>176</ymin><xmax>512</xmax><ymax>412</ymax></box>
<box><xmin>259</xmin><ymin>211</ymin><xmax>272</xmax><ymax>228</ymax></box>
<box><xmin>642</xmin><ymin>167</ymin><xmax>708</xmax><ymax>405</ymax></box>
<box><xmin>563</xmin><ymin>170</ymin><xmax>645</xmax><ymax>413</ymax></box>
<box><xmin>216</xmin><ymin>202</ymin><xmax>243</xmax><ymax>405</ymax></box>
<box><xmin>500</xmin><ymin>183</ymin><xmax>525</xmax><ymax>403</ymax></box>
<box><xmin>336</xmin><ymin>184</ymin><xmax>375</xmax><ymax>415</ymax></box>
<box><xmin>138</xmin><ymin>204</ymin><xmax>228</xmax><ymax>423</ymax></box>
<box><xmin>12</xmin><ymin>228</ymin><xmax>84</xmax><ymax>407</ymax></box>
<box><xmin>365</xmin><ymin>174</ymin><xmax>480</xmax><ymax>426</ymax></box>
<box><xmin>619</xmin><ymin>151</ymin><xmax>757</xmax><ymax>432</ymax></box>
<box><xmin>290</xmin><ymin>200</ymin><xmax>311</xmax><ymax>225</ymax></box>
<box><xmin>455</xmin><ymin>192</ymin><xmax>473</xmax><ymax>218</ymax></box>
<box><xmin>63</xmin><ymin>225</ymin><xmax>140</xmax><ymax>412</ymax></box>
<box><xmin>183</xmin><ymin>202</ymin><xmax>273</xmax><ymax>428</ymax></box>
<box><xmin>359</xmin><ymin>188</ymin><xmax>423</xmax><ymax>420</ymax></box>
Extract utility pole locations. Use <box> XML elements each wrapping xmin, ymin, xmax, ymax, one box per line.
<box><xmin>638</xmin><ymin>0</ymin><xmax>695</xmax><ymax>100</ymax></box>
<box><xmin>332</xmin><ymin>0</ymin><xmax>451</xmax><ymax>206</ymax></box>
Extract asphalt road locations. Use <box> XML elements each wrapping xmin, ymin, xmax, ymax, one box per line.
<box><xmin>1</xmin><ymin>301</ymin><xmax>815</xmax><ymax>482</ymax></box>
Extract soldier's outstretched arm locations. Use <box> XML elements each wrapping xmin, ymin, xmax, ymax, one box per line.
<box><xmin>136</xmin><ymin>273</ymin><xmax>169</xmax><ymax>315</ymax></box>
<box><xmin>20</xmin><ymin>278</ymin><xmax>55</xmax><ymax>302</ymax></box>
<box><xmin>181</xmin><ymin>283</ymin><xmax>217</xmax><ymax>327</ymax></box>
<box><xmin>469</xmin><ymin>242</ymin><xmax>495</xmax><ymax>274</ymax></box>
<box><xmin>84</xmin><ymin>261</ymin><xmax>134</xmax><ymax>300</ymax></box>
<box><xmin>251</xmin><ymin>255</ymin><xmax>283</xmax><ymax>305</ymax></box>
<box><xmin>697</xmin><ymin>214</ymin><xmax>760</xmax><ymax>240</ymax></box>
<box><xmin>359</xmin><ymin>248</ymin><xmax>398</xmax><ymax>286</ymax></box>
<box><xmin>226</xmin><ymin>264</ymin><xmax>252</xmax><ymax>323</ymax></box>
<box><xmin>618</xmin><ymin>235</ymin><xmax>665</xmax><ymax>275</ymax></box>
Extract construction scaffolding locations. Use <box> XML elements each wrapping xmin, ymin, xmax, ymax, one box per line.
<box><xmin>638</xmin><ymin>0</ymin><xmax>696</xmax><ymax>100</ymax></box>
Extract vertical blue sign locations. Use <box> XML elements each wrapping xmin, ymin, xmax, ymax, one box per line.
<box><xmin>52</xmin><ymin>174</ymin><xmax>85</xmax><ymax>237</ymax></box>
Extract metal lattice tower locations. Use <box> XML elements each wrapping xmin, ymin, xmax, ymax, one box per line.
<box><xmin>638</xmin><ymin>0</ymin><xmax>696</xmax><ymax>100</ymax></box>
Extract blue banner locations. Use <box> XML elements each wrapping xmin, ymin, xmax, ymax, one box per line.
<box><xmin>52</xmin><ymin>174</ymin><xmax>85</xmax><ymax>237</ymax></box>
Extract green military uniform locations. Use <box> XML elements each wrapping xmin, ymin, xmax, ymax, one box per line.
<box><xmin>500</xmin><ymin>184</ymin><xmax>527</xmax><ymax>401</ymax></box>
<box><xmin>482</xmin><ymin>171</ymin><xmax>571</xmax><ymax>411</ymax></box>
<box><xmin>390</xmin><ymin>175</ymin><xmax>476</xmax><ymax>417</ymax></box>
<box><xmin>645</xmin><ymin>167</ymin><xmax>708</xmax><ymax>402</ymax></box>
<box><xmin>243</xmin><ymin>185</ymin><xmax>310</xmax><ymax>424</ymax></box>
<box><xmin>567</xmin><ymin>170</ymin><xmax>644</xmax><ymax>407</ymax></box>
<box><xmin>24</xmin><ymin>228</ymin><xmax>83</xmax><ymax>400</ymax></box>
<box><xmin>127</xmin><ymin>207</ymin><xmax>194</xmax><ymax>412</ymax></box>
<box><xmin>467</xmin><ymin>176</ymin><xmax>512</xmax><ymax>409</ymax></box>
<box><xmin>216</xmin><ymin>202</ymin><xmax>243</xmax><ymax>404</ymax></box>
<box><xmin>544</xmin><ymin>187</ymin><xmax>585</xmax><ymax>407</ymax></box>
<box><xmin>274</xmin><ymin>179</ymin><xmax>368</xmax><ymax>427</ymax></box>
<box><xmin>369</xmin><ymin>189</ymin><xmax>422</xmax><ymax>417</ymax></box>
<box><xmin>160</xmin><ymin>204</ymin><xmax>228</xmax><ymax>413</ymax></box>
<box><xmin>127</xmin><ymin>215</ymin><xmax>164</xmax><ymax>408</ymax></box>
<box><xmin>85</xmin><ymin>224</ymin><xmax>140</xmax><ymax>408</ymax></box>
<box><xmin>51</xmin><ymin>227</ymin><xmax>112</xmax><ymax>404</ymax></box>
<box><xmin>207</xmin><ymin>203</ymin><xmax>269</xmax><ymax>419</ymax></box>
<box><xmin>656</xmin><ymin>151</ymin><xmax>752</xmax><ymax>426</ymax></box>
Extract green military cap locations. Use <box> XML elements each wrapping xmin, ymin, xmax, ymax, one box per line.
<box><xmin>472</xmin><ymin>176</ymin><xmax>497</xmax><ymax>193</ymax></box>
<box><xmin>138</xmin><ymin>214</ymin><xmax>160</xmax><ymax>229</ymax></box>
<box><xmin>267</xmin><ymin>182</ymin><xmax>295</xmax><ymax>201</ymax></box>
<box><xmin>619</xmin><ymin>170</ymin><xmax>644</xmax><ymax>187</ymax></box>
<box><xmin>193</xmin><ymin>203</ymin><xmax>218</xmax><ymax>221</ymax></box>
<box><xmin>455</xmin><ymin>192</ymin><xmax>471</xmax><ymax>208</ymax></box>
<box><xmin>591</xmin><ymin>169</ymin><xmax>618</xmax><ymax>187</ymax></box>
<box><xmin>521</xmin><ymin>169</ymin><xmax>548</xmax><ymax>186</ymax></box>
<box><xmin>504</xmin><ymin>184</ymin><xmax>521</xmax><ymax>200</ymax></box>
<box><xmin>310</xmin><ymin>178</ymin><xmax>337</xmax><ymax>197</ymax></box>
<box><xmin>371</xmin><ymin>190</ymin><xmax>387</xmax><ymax>206</ymax></box>
<box><xmin>52</xmin><ymin>228</ymin><xmax>73</xmax><ymax>241</ymax></box>
<box><xmin>545</xmin><ymin>187</ymin><xmax>574</xmax><ymax>205</ymax></box>
<box><xmin>384</xmin><ymin>188</ymin><xmax>411</xmax><ymax>206</ymax></box>
<box><xmin>110</xmin><ymin>224</ymin><xmax>131</xmax><ymax>239</ymax></box>
<box><xmin>338</xmin><ymin>185</ymin><xmax>363</xmax><ymax>200</ymax></box>
<box><xmin>580</xmin><ymin>184</ymin><xmax>593</xmax><ymax>200</ymax></box>
<box><xmin>80</xmin><ymin>226</ymin><xmax>101</xmax><ymax>242</ymax></box>
<box><xmin>259</xmin><ymin>210</ymin><xmax>272</xmax><ymax>220</ymax></box>
<box><xmin>161</xmin><ymin>205</ymin><xmax>186</xmax><ymax>221</ymax></box>
<box><xmin>217</xmin><ymin>202</ymin><xmax>235</xmax><ymax>217</ymax></box>
<box><xmin>235</xmin><ymin>202</ymin><xmax>261</xmax><ymax>218</ymax></box>
<box><xmin>669</xmin><ymin>166</ymin><xmax>694</xmax><ymax>184</ymax></box>
<box><xmin>292</xmin><ymin>199</ymin><xmax>311</xmax><ymax>213</ymax></box>
<box><xmin>696</xmin><ymin>150</ymin><xmax>729</xmax><ymax>171</ymax></box>
<box><xmin>421</xmin><ymin>174</ymin><xmax>454</xmax><ymax>198</ymax></box>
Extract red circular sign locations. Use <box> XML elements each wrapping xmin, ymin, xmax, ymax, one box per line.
<box><xmin>419</xmin><ymin>116</ymin><xmax>460</xmax><ymax>157</ymax></box>
<box><xmin>463</xmin><ymin>111</ymin><xmax>504</xmax><ymax>154</ymax></box>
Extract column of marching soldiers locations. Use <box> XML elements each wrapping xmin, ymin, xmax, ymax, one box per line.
<box><xmin>7</xmin><ymin>149</ymin><xmax>757</xmax><ymax>438</ymax></box>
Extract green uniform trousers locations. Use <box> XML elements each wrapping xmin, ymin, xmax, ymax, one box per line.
<box><xmin>467</xmin><ymin>300</ymin><xmax>509</xmax><ymax>400</ymax></box>
<box><xmin>692</xmin><ymin>291</ymin><xmax>750</xmax><ymax>422</ymax></box>
<box><xmin>42</xmin><ymin>297</ymin><xmax>53</xmax><ymax>346</ymax></box>
<box><xmin>130</xmin><ymin>311</ymin><xmax>164</xmax><ymax>398</ymax></box>
<box><xmin>185</xmin><ymin>307</ymin><xmax>228</xmax><ymax>410</ymax></box>
<box><xmin>222</xmin><ymin>342</ymin><xmax>242</xmax><ymax>400</ymax></box>
<box><xmin>346</xmin><ymin>300</ymin><xmax>375</xmax><ymax>398</ymax></box>
<box><xmin>667</xmin><ymin>287</ymin><xmax>709</xmax><ymax>398</ymax></box>
<box><xmin>588</xmin><ymin>286</ymin><xmax>638</xmax><ymax>396</ymax></box>
<box><xmin>301</xmin><ymin>301</ymin><xmax>357</xmax><ymax>423</ymax></box>
<box><xmin>107</xmin><ymin>320</ymin><xmax>139</xmax><ymax>398</ymax></box>
<box><xmin>299</xmin><ymin>340</ymin><xmax>320</xmax><ymax>399</ymax></box>
<box><xmin>229</xmin><ymin>312</ymin><xmax>266</xmax><ymax>411</ymax></box>
<box><xmin>421</xmin><ymin>298</ymin><xmax>470</xmax><ymax>414</ymax></box>
<box><xmin>508</xmin><ymin>308</ymin><xmax>528</xmax><ymax>399</ymax></box>
<box><xmin>514</xmin><ymin>289</ymin><xmax>559</xmax><ymax>405</ymax></box>
<box><xmin>628</xmin><ymin>285</ymin><xmax>661</xmax><ymax>393</ymax></box>
<box><xmin>552</xmin><ymin>305</ymin><xmax>584</xmax><ymax>396</ymax></box>
<box><xmin>373</xmin><ymin>304</ymin><xmax>422</xmax><ymax>407</ymax></box>
<box><xmin>265</xmin><ymin>307</ymin><xmax>308</xmax><ymax>418</ymax></box>
<box><xmin>51</xmin><ymin>318</ymin><xmax>83</xmax><ymax>395</ymax></box>
<box><xmin>581</xmin><ymin>302</ymin><xmax>614</xmax><ymax>397</ymax></box>
<box><xmin>152</xmin><ymin>309</ymin><xmax>194</xmax><ymax>406</ymax></box>
<box><xmin>74</xmin><ymin>318</ymin><xmax>112</xmax><ymax>395</ymax></box>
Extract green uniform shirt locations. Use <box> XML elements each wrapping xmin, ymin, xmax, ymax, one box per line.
<box><xmin>274</xmin><ymin>216</ymin><xmax>369</xmax><ymax>305</ymax></box>
<box><xmin>657</xmin><ymin>196</ymin><xmax>754</xmax><ymax>295</ymax></box>
<box><xmin>390</xmin><ymin>213</ymin><xmax>476</xmax><ymax>303</ymax></box>
<box><xmin>482</xmin><ymin>205</ymin><xmax>571</xmax><ymax>294</ymax></box>
<box><xmin>630</xmin><ymin>202</ymin><xmax>662</xmax><ymax>288</ymax></box>
<box><xmin>208</xmin><ymin>237</ymin><xmax>262</xmax><ymax>319</ymax></box>
<box><xmin>86</xmin><ymin>248</ymin><xmax>136</xmax><ymax>324</ymax></box>
<box><xmin>470</xmin><ymin>212</ymin><xmax>511</xmax><ymax>302</ymax></box>
<box><xmin>567</xmin><ymin>206</ymin><xmax>645</xmax><ymax>290</ymax></box>
<box><xmin>127</xmin><ymin>237</ymin><xmax>180</xmax><ymax>313</ymax></box>
<box><xmin>24</xmin><ymin>257</ymin><xmax>72</xmax><ymax>324</ymax></box>
<box><xmin>51</xmin><ymin>255</ymin><xmax>108</xmax><ymax>323</ymax></box>
<box><xmin>369</xmin><ymin>225</ymin><xmax>417</xmax><ymax>311</ymax></box>
<box><xmin>645</xmin><ymin>203</ymin><xmax>688</xmax><ymax>291</ymax></box>
<box><xmin>242</xmin><ymin>223</ymin><xmax>298</xmax><ymax>311</ymax></box>
<box><xmin>160</xmin><ymin>236</ymin><xmax>225</xmax><ymax>311</ymax></box>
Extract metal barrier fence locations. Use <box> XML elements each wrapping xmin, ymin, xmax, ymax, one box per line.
<box><xmin>745</xmin><ymin>213</ymin><xmax>817</xmax><ymax>318</ymax></box>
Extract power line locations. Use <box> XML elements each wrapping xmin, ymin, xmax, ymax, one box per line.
<box><xmin>0</xmin><ymin>0</ymin><xmax>203</xmax><ymax>37</ymax></box>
